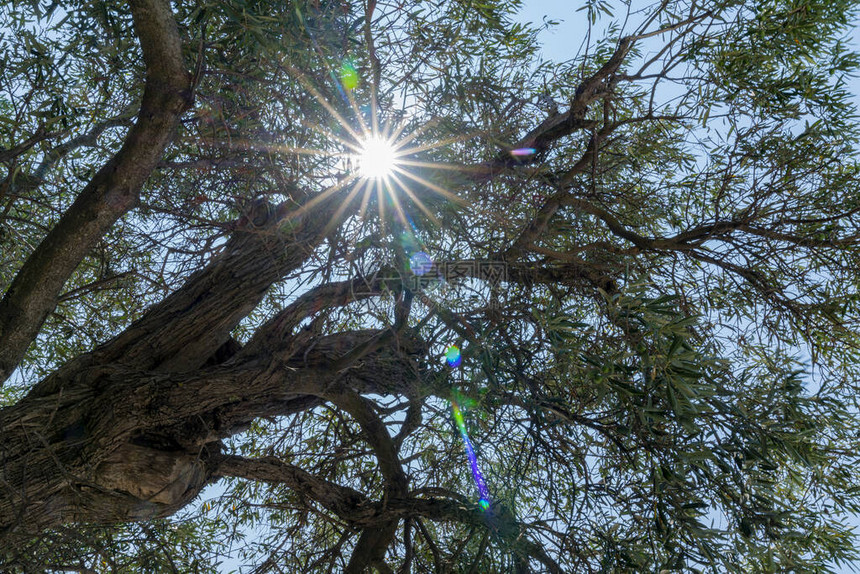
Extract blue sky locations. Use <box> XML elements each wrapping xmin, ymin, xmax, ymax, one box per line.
<box><xmin>517</xmin><ymin>0</ymin><xmax>860</xmax><ymax>106</ymax></box>
<box><xmin>213</xmin><ymin>3</ymin><xmax>860</xmax><ymax>572</ymax></box>
<box><xmin>512</xmin><ymin>2</ymin><xmax>860</xmax><ymax>572</ymax></box>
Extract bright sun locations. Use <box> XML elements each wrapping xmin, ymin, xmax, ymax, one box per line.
<box><xmin>357</xmin><ymin>135</ymin><xmax>397</xmax><ymax>179</ymax></box>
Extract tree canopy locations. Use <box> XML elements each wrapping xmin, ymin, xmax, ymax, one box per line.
<box><xmin>2</xmin><ymin>0</ymin><xmax>860</xmax><ymax>571</ymax></box>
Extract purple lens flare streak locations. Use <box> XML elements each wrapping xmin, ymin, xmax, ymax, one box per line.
<box><xmin>450</xmin><ymin>396</ymin><xmax>491</xmax><ymax>510</ymax></box>
<box><xmin>448</xmin><ymin>344</ymin><xmax>490</xmax><ymax>511</ymax></box>
<box><xmin>509</xmin><ymin>147</ymin><xmax>536</xmax><ymax>157</ymax></box>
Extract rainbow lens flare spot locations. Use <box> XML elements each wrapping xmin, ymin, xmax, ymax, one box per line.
<box><xmin>510</xmin><ymin>147</ymin><xmax>536</xmax><ymax>157</ymax></box>
<box><xmin>410</xmin><ymin>251</ymin><xmax>433</xmax><ymax>276</ymax></box>
<box><xmin>479</xmin><ymin>498</ymin><xmax>490</xmax><ymax>511</ymax></box>
<box><xmin>340</xmin><ymin>61</ymin><xmax>359</xmax><ymax>90</ymax></box>
<box><xmin>445</xmin><ymin>345</ymin><xmax>461</xmax><ymax>368</ymax></box>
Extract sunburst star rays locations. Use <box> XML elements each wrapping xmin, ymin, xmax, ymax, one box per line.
<box><xmin>356</xmin><ymin>135</ymin><xmax>397</xmax><ymax>179</ymax></box>
<box><xmin>266</xmin><ymin>65</ymin><xmax>481</xmax><ymax>232</ymax></box>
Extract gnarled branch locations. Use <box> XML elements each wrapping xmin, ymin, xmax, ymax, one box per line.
<box><xmin>0</xmin><ymin>0</ymin><xmax>193</xmax><ymax>385</ymax></box>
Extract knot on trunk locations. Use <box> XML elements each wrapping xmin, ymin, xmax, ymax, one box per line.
<box><xmin>95</xmin><ymin>443</ymin><xmax>208</xmax><ymax>513</ymax></box>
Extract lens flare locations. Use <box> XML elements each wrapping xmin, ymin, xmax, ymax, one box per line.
<box><xmin>445</xmin><ymin>345</ymin><xmax>461</xmax><ymax>368</ymax></box>
<box><xmin>451</xmin><ymin>395</ymin><xmax>491</xmax><ymax>510</ymax></box>
<box><xmin>273</xmin><ymin>55</ymin><xmax>482</xmax><ymax>238</ymax></box>
<box><xmin>410</xmin><ymin>251</ymin><xmax>433</xmax><ymax>276</ymax></box>
<box><xmin>340</xmin><ymin>60</ymin><xmax>359</xmax><ymax>91</ymax></box>
<box><xmin>357</xmin><ymin>135</ymin><xmax>397</xmax><ymax>179</ymax></box>
<box><xmin>510</xmin><ymin>147</ymin><xmax>536</xmax><ymax>157</ymax></box>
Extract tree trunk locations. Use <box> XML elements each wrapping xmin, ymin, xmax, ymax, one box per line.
<box><xmin>0</xmin><ymin>201</ymin><xmax>422</xmax><ymax>538</ymax></box>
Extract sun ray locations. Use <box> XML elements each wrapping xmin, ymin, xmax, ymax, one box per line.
<box><xmin>384</xmin><ymin>177</ymin><xmax>411</xmax><ymax>228</ymax></box>
<box><xmin>295</xmin><ymin>116</ymin><xmax>363</xmax><ymax>153</ymax></box>
<box><xmin>282</xmin><ymin>172</ymin><xmax>361</xmax><ymax>221</ymax></box>
<box><xmin>269</xmin><ymin>145</ymin><xmax>343</xmax><ymax>158</ymax></box>
<box><xmin>346</xmin><ymin>88</ymin><xmax>372</xmax><ymax>140</ymax></box>
<box><xmin>389</xmin><ymin>117</ymin><xmax>442</xmax><ymax>151</ymax></box>
<box><xmin>386</xmin><ymin>115</ymin><xmax>417</xmax><ymax>144</ymax></box>
<box><xmin>392</xmin><ymin>165</ymin><xmax>468</xmax><ymax>206</ymax></box>
<box><xmin>380</xmin><ymin>112</ymin><xmax>400</xmax><ymax>142</ymax></box>
<box><xmin>199</xmin><ymin>137</ymin><xmax>348</xmax><ymax>159</ymax></box>
<box><xmin>396</xmin><ymin>159</ymin><xmax>489</xmax><ymax>173</ymax></box>
<box><xmin>370</xmin><ymin>73</ymin><xmax>380</xmax><ymax>137</ymax></box>
<box><xmin>321</xmin><ymin>180</ymin><xmax>363</xmax><ymax>238</ymax></box>
<box><xmin>388</xmin><ymin>171</ymin><xmax>442</xmax><ymax>227</ymax></box>
<box><xmin>285</xmin><ymin>65</ymin><xmax>363</xmax><ymax>142</ymax></box>
<box><xmin>396</xmin><ymin>130</ymin><xmax>484</xmax><ymax>155</ymax></box>
<box><xmin>376</xmin><ymin>177</ymin><xmax>387</xmax><ymax>236</ymax></box>
<box><xmin>357</xmin><ymin>178</ymin><xmax>374</xmax><ymax>222</ymax></box>
<box><xmin>371</xmin><ymin>96</ymin><xmax>380</xmax><ymax>136</ymax></box>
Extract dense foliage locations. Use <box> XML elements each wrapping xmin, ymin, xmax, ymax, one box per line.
<box><xmin>2</xmin><ymin>0</ymin><xmax>860</xmax><ymax>572</ymax></box>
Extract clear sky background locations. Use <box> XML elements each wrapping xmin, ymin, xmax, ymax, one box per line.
<box><xmin>216</xmin><ymin>4</ymin><xmax>860</xmax><ymax>573</ymax></box>
<box><xmin>197</xmin><ymin>3</ymin><xmax>860</xmax><ymax>572</ymax></box>
<box><xmin>513</xmin><ymin>2</ymin><xmax>860</xmax><ymax>573</ymax></box>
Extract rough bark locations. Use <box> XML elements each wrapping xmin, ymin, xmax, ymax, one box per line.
<box><xmin>0</xmin><ymin>196</ymin><xmax>591</xmax><ymax>556</ymax></box>
<box><xmin>0</xmin><ymin>315</ymin><xmax>423</xmax><ymax>538</ymax></box>
<box><xmin>0</xmin><ymin>31</ymin><xmax>638</xmax><ymax>563</ymax></box>
<box><xmin>0</xmin><ymin>196</ymin><xmax>389</xmax><ymax>536</ymax></box>
<box><xmin>0</xmin><ymin>0</ymin><xmax>192</xmax><ymax>385</ymax></box>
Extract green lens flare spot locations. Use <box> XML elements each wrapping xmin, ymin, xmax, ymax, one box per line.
<box><xmin>341</xmin><ymin>61</ymin><xmax>359</xmax><ymax>90</ymax></box>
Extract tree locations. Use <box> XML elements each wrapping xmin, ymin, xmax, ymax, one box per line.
<box><xmin>1</xmin><ymin>0</ymin><xmax>860</xmax><ymax>571</ymax></box>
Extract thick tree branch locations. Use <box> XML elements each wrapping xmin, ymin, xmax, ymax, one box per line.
<box><xmin>508</xmin><ymin>37</ymin><xmax>632</xmax><ymax>156</ymax></box>
<box><xmin>213</xmin><ymin>454</ymin><xmax>372</xmax><ymax>521</ymax></box>
<box><xmin>319</xmin><ymin>390</ymin><xmax>408</xmax><ymax>572</ymax></box>
<box><xmin>214</xmin><ymin>454</ymin><xmax>562</xmax><ymax>573</ymax></box>
<box><xmin>241</xmin><ymin>272</ymin><xmax>394</xmax><ymax>358</ymax></box>
<box><xmin>93</xmin><ymin>200</ymin><xmax>339</xmax><ymax>374</ymax></box>
<box><xmin>21</xmin><ymin>197</ymin><xmax>344</xmax><ymax>405</ymax></box>
<box><xmin>0</xmin><ymin>325</ymin><xmax>426</xmax><ymax>535</ymax></box>
<box><xmin>0</xmin><ymin>0</ymin><xmax>192</xmax><ymax>385</ymax></box>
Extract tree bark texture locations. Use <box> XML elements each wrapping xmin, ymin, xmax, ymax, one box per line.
<box><xmin>0</xmin><ymin>203</ymin><xmax>424</xmax><ymax>536</ymax></box>
<box><xmin>0</xmin><ymin>17</ymin><xmax>638</xmax><ymax>569</ymax></box>
<box><xmin>0</xmin><ymin>0</ymin><xmax>192</xmax><ymax>384</ymax></box>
